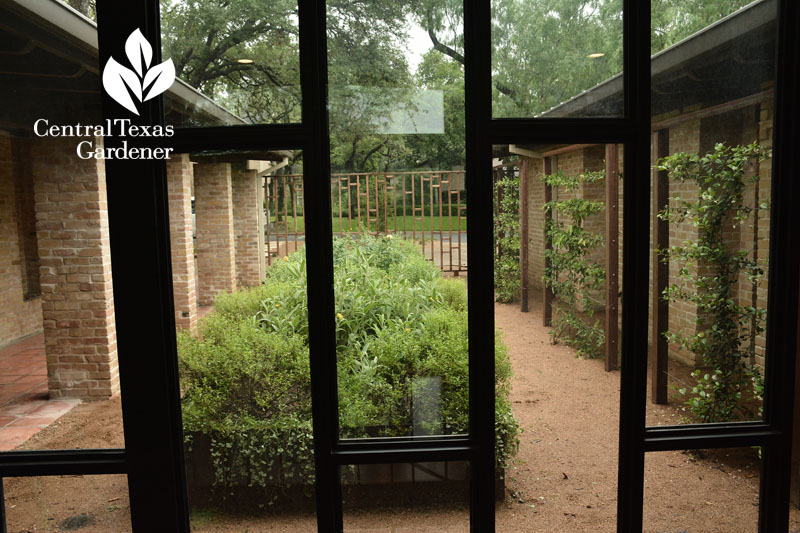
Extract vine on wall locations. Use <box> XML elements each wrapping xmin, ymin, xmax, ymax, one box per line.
<box><xmin>494</xmin><ymin>168</ymin><xmax>521</xmax><ymax>303</ymax></box>
<box><xmin>542</xmin><ymin>170</ymin><xmax>606</xmax><ymax>358</ymax></box>
<box><xmin>658</xmin><ymin>142</ymin><xmax>768</xmax><ymax>423</ymax></box>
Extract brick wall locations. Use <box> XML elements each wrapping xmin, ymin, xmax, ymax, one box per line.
<box><xmin>525</xmin><ymin>157</ymin><xmax>545</xmax><ymax>291</ymax></box>
<box><xmin>232</xmin><ymin>167</ymin><xmax>266</xmax><ymax>288</ymax></box>
<box><xmin>166</xmin><ymin>154</ymin><xmax>198</xmax><ymax>334</ymax></box>
<box><xmin>31</xmin><ymin>135</ymin><xmax>119</xmax><ymax>399</ymax></box>
<box><xmin>0</xmin><ymin>133</ymin><xmax>43</xmax><ymax>347</ymax></box>
<box><xmin>194</xmin><ymin>162</ymin><xmax>236</xmax><ymax>305</ymax></box>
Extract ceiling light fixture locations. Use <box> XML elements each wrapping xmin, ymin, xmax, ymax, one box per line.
<box><xmin>237</xmin><ymin>58</ymin><xmax>254</xmax><ymax>64</ymax></box>
<box><xmin>587</xmin><ymin>53</ymin><xmax>605</xmax><ymax>58</ymax></box>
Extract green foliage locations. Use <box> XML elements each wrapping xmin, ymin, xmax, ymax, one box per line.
<box><xmin>179</xmin><ymin>234</ymin><xmax>519</xmax><ymax>503</ymax></box>
<box><xmin>494</xmin><ymin>168</ymin><xmax>520</xmax><ymax>303</ymax></box>
<box><xmin>542</xmin><ymin>170</ymin><xmax>606</xmax><ymax>358</ymax></box>
<box><xmin>659</xmin><ymin>142</ymin><xmax>768</xmax><ymax>423</ymax></box>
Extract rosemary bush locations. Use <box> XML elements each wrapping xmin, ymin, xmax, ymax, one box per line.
<box><xmin>179</xmin><ymin>234</ymin><xmax>520</xmax><ymax>504</ymax></box>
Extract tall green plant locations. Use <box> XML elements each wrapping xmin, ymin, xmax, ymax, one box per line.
<box><xmin>658</xmin><ymin>142</ymin><xmax>767</xmax><ymax>423</ymax></box>
<box><xmin>494</xmin><ymin>167</ymin><xmax>520</xmax><ymax>302</ymax></box>
<box><xmin>542</xmin><ymin>170</ymin><xmax>606</xmax><ymax>358</ymax></box>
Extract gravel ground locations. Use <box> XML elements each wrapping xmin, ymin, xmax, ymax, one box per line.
<box><xmin>3</xmin><ymin>299</ymin><xmax>799</xmax><ymax>532</ymax></box>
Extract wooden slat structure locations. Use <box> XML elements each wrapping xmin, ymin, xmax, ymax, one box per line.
<box><xmin>651</xmin><ymin>130</ymin><xmax>670</xmax><ymax>403</ymax></box>
<box><xmin>520</xmin><ymin>159</ymin><xmax>530</xmax><ymax>312</ymax></box>
<box><xmin>542</xmin><ymin>157</ymin><xmax>554</xmax><ymax>327</ymax></box>
<box><xmin>605</xmin><ymin>144</ymin><xmax>620</xmax><ymax>371</ymax></box>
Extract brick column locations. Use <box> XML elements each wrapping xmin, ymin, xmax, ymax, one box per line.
<box><xmin>232</xmin><ymin>167</ymin><xmax>266</xmax><ymax>287</ymax></box>
<box><xmin>166</xmin><ymin>154</ymin><xmax>198</xmax><ymax>334</ymax></box>
<box><xmin>31</xmin><ymin>136</ymin><xmax>119</xmax><ymax>399</ymax></box>
<box><xmin>194</xmin><ymin>162</ymin><xmax>235</xmax><ymax>306</ymax></box>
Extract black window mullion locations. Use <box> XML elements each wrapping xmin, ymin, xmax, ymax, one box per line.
<box><xmin>757</xmin><ymin>1</ymin><xmax>800</xmax><ymax>530</ymax></box>
<box><xmin>164</xmin><ymin>124</ymin><xmax>307</xmax><ymax>153</ymax></box>
<box><xmin>0</xmin><ymin>449</ymin><xmax>127</xmax><ymax>477</ymax></box>
<box><xmin>297</xmin><ymin>0</ymin><xmax>343</xmax><ymax>530</ymax></box>
<box><xmin>94</xmin><ymin>0</ymin><xmax>191</xmax><ymax>531</ymax></box>
<box><xmin>488</xmin><ymin>118</ymin><xmax>633</xmax><ymax>144</ymax></box>
<box><xmin>463</xmin><ymin>0</ymin><xmax>495</xmax><ymax>530</ymax></box>
<box><xmin>616</xmin><ymin>0</ymin><xmax>651</xmax><ymax>531</ymax></box>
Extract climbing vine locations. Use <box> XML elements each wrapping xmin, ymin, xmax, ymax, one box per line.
<box><xmin>494</xmin><ymin>167</ymin><xmax>520</xmax><ymax>302</ymax></box>
<box><xmin>542</xmin><ymin>170</ymin><xmax>606</xmax><ymax>358</ymax></box>
<box><xmin>658</xmin><ymin>142</ymin><xmax>768</xmax><ymax>423</ymax></box>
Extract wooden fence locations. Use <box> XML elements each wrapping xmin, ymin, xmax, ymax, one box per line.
<box><xmin>265</xmin><ymin>171</ymin><xmax>467</xmax><ymax>274</ymax></box>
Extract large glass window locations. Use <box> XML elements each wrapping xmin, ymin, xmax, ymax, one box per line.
<box><xmin>159</xmin><ymin>0</ymin><xmax>301</xmax><ymax>127</ymax></box>
<box><xmin>491</xmin><ymin>0</ymin><xmax>624</xmax><ymax>118</ymax></box>
<box><xmin>646</xmin><ymin>0</ymin><xmax>776</xmax><ymax>426</ymax></box>
<box><xmin>326</xmin><ymin>1</ymin><xmax>470</xmax><ymax>441</ymax></box>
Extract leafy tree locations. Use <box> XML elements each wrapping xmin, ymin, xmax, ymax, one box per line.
<box><xmin>651</xmin><ymin>0</ymin><xmax>755</xmax><ymax>53</ymax></box>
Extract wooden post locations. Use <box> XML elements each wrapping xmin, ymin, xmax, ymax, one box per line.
<box><xmin>520</xmin><ymin>160</ymin><xmax>530</xmax><ymax>312</ymax></box>
<box><xmin>605</xmin><ymin>144</ymin><xmax>619</xmax><ymax>371</ymax></box>
<box><xmin>543</xmin><ymin>157</ymin><xmax>554</xmax><ymax>327</ymax></box>
<box><xmin>651</xmin><ymin>129</ymin><xmax>669</xmax><ymax>404</ymax></box>
<box><xmin>792</xmin><ymin>295</ymin><xmax>800</xmax><ymax>507</ymax></box>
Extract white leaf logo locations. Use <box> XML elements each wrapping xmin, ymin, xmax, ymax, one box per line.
<box><xmin>143</xmin><ymin>59</ymin><xmax>175</xmax><ymax>102</ymax></box>
<box><xmin>102</xmin><ymin>28</ymin><xmax>176</xmax><ymax>115</ymax></box>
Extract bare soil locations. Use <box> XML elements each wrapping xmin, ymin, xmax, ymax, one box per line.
<box><xmin>3</xmin><ymin>300</ymin><xmax>799</xmax><ymax>532</ymax></box>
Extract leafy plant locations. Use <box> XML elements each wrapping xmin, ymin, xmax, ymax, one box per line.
<box><xmin>179</xmin><ymin>234</ymin><xmax>519</xmax><ymax>505</ymax></box>
<box><xmin>542</xmin><ymin>170</ymin><xmax>606</xmax><ymax>358</ymax></box>
<box><xmin>494</xmin><ymin>166</ymin><xmax>521</xmax><ymax>302</ymax></box>
<box><xmin>658</xmin><ymin>142</ymin><xmax>768</xmax><ymax>423</ymax></box>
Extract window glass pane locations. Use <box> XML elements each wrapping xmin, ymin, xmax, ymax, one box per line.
<box><xmin>326</xmin><ymin>1</ymin><xmax>470</xmax><ymax>440</ymax></box>
<box><xmin>341</xmin><ymin>462</ymin><xmax>469</xmax><ymax>532</ymax></box>
<box><xmin>646</xmin><ymin>0</ymin><xmax>775</xmax><ymax>426</ymax></box>
<box><xmin>4</xmin><ymin>474</ymin><xmax>131</xmax><ymax>532</ymax></box>
<box><xmin>174</xmin><ymin>150</ymin><xmax>316</xmax><ymax>526</ymax></box>
<box><xmin>491</xmin><ymin>0</ymin><xmax>623</xmax><ymax>118</ymax></box>
<box><xmin>644</xmin><ymin>448</ymin><xmax>761</xmax><ymax>532</ymax></box>
<box><xmin>492</xmin><ymin>144</ymin><xmax>621</xmax><ymax>529</ymax></box>
<box><xmin>0</xmin><ymin>1</ymin><xmax>124</xmax><ymax>450</ymax></box>
<box><xmin>159</xmin><ymin>0</ymin><xmax>300</xmax><ymax>127</ymax></box>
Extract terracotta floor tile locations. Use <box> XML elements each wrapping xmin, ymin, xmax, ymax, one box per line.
<box><xmin>0</xmin><ymin>401</ymin><xmax>45</xmax><ymax>416</ymax></box>
<box><xmin>0</xmin><ymin>442</ymin><xmax>20</xmax><ymax>451</ymax></box>
<box><xmin>29</xmin><ymin>401</ymin><xmax>78</xmax><ymax>417</ymax></box>
<box><xmin>9</xmin><ymin>417</ymin><xmax>55</xmax><ymax>428</ymax></box>
<box><xmin>0</xmin><ymin>426</ymin><xmax>40</xmax><ymax>443</ymax></box>
<box><xmin>0</xmin><ymin>416</ymin><xmax>15</xmax><ymax>427</ymax></box>
<box><xmin>13</xmin><ymin>375</ymin><xmax>47</xmax><ymax>385</ymax></box>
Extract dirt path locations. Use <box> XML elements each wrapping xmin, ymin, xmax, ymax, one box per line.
<box><xmin>494</xmin><ymin>300</ymin><xmax>800</xmax><ymax>532</ymax></box>
<box><xmin>3</xmin><ymin>301</ymin><xmax>800</xmax><ymax>532</ymax></box>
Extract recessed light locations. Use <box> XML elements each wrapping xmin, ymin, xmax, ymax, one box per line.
<box><xmin>587</xmin><ymin>53</ymin><xmax>605</xmax><ymax>58</ymax></box>
<box><xmin>237</xmin><ymin>58</ymin><xmax>254</xmax><ymax>64</ymax></box>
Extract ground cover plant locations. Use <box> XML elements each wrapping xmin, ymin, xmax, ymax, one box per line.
<box><xmin>658</xmin><ymin>142</ymin><xmax>768</xmax><ymax>423</ymax></box>
<box><xmin>178</xmin><ymin>234</ymin><xmax>519</xmax><ymax>505</ymax></box>
<box><xmin>542</xmin><ymin>170</ymin><xmax>607</xmax><ymax>358</ymax></box>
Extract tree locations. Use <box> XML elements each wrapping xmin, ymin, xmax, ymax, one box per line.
<box><xmin>651</xmin><ymin>0</ymin><xmax>755</xmax><ymax>53</ymax></box>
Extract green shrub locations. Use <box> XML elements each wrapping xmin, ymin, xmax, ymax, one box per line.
<box><xmin>179</xmin><ymin>234</ymin><xmax>519</xmax><ymax>503</ymax></box>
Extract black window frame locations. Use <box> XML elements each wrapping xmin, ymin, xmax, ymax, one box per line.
<box><xmin>0</xmin><ymin>1</ymin><xmax>797</xmax><ymax>531</ymax></box>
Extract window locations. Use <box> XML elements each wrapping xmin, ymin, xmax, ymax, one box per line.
<box><xmin>1</xmin><ymin>1</ymin><xmax>798</xmax><ymax>531</ymax></box>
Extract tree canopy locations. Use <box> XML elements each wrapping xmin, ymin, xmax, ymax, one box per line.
<box><xmin>65</xmin><ymin>0</ymin><xmax>756</xmax><ymax>171</ymax></box>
